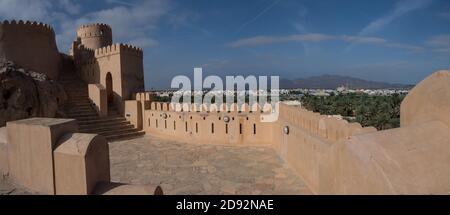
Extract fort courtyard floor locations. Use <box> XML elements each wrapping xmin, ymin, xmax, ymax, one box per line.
<box><xmin>1</xmin><ymin>135</ymin><xmax>312</xmax><ymax>195</ymax></box>
<box><xmin>109</xmin><ymin>136</ymin><xmax>312</xmax><ymax>195</ymax></box>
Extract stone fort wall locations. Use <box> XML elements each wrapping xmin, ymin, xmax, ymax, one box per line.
<box><xmin>128</xmin><ymin>70</ymin><xmax>450</xmax><ymax>194</ymax></box>
<box><xmin>0</xmin><ymin>20</ymin><xmax>61</xmax><ymax>80</ymax></box>
<box><xmin>71</xmin><ymin>23</ymin><xmax>145</xmax><ymax>113</ymax></box>
<box><xmin>73</xmin><ymin>43</ymin><xmax>144</xmax><ymax>113</ymax></box>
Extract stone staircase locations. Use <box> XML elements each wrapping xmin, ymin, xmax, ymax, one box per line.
<box><xmin>58</xmin><ymin>70</ymin><xmax>145</xmax><ymax>142</ymax></box>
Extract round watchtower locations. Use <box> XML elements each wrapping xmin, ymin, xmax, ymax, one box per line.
<box><xmin>76</xmin><ymin>24</ymin><xmax>112</xmax><ymax>50</ymax></box>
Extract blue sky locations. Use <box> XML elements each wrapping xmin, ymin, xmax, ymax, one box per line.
<box><xmin>0</xmin><ymin>0</ymin><xmax>449</xmax><ymax>89</ymax></box>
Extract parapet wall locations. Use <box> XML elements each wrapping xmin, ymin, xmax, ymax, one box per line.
<box><xmin>131</xmin><ymin>91</ymin><xmax>372</xmax><ymax>150</ymax></box>
<box><xmin>0</xmin><ymin>20</ymin><xmax>61</xmax><ymax>79</ymax></box>
<box><xmin>140</xmin><ymin>101</ymin><xmax>274</xmax><ymax>145</ymax></box>
<box><xmin>94</xmin><ymin>43</ymin><xmax>143</xmax><ymax>58</ymax></box>
<box><xmin>271</xmin><ymin>103</ymin><xmax>376</xmax><ymax>194</ymax></box>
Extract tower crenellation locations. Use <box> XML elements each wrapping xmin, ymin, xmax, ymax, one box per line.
<box><xmin>76</xmin><ymin>23</ymin><xmax>112</xmax><ymax>50</ymax></box>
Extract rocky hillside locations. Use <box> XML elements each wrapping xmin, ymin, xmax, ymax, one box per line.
<box><xmin>0</xmin><ymin>60</ymin><xmax>67</xmax><ymax>126</ymax></box>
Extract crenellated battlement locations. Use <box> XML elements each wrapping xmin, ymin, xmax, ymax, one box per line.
<box><xmin>94</xmin><ymin>43</ymin><xmax>143</xmax><ymax>58</ymax></box>
<box><xmin>78</xmin><ymin>23</ymin><xmax>111</xmax><ymax>30</ymax></box>
<box><xmin>0</xmin><ymin>20</ymin><xmax>60</xmax><ymax>79</ymax></box>
<box><xmin>278</xmin><ymin>103</ymin><xmax>375</xmax><ymax>143</ymax></box>
<box><xmin>119</xmin><ymin>43</ymin><xmax>143</xmax><ymax>57</ymax></box>
<box><xmin>78</xmin><ymin>44</ymin><xmax>95</xmax><ymax>54</ymax></box>
<box><xmin>76</xmin><ymin>23</ymin><xmax>112</xmax><ymax>38</ymax></box>
<box><xmin>0</xmin><ymin>20</ymin><xmax>55</xmax><ymax>36</ymax></box>
<box><xmin>94</xmin><ymin>44</ymin><xmax>120</xmax><ymax>57</ymax></box>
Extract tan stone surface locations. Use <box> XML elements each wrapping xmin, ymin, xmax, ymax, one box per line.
<box><xmin>0</xmin><ymin>21</ymin><xmax>61</xmax><ymax>79</ymax></box>
<box><xmin>88</xmin><ymin>84</ymin><xmax>107</xmax><ymax>117</ymax></box>
<box><xmin>77</xmin><ymin>24</ymin><xmax>112</xmax><ymax>50</ymax></box>
<box><xmin>109</xmin><ymin>136</ymin><xmax>312</xmax><ymax>195</ymax></box>
<box><xmin>401</xmin><ymin>70</ymin><xmax>450</xmax><ymax>128</ymax></box>
<box><xmin>94</xmin><ymin>182</ymin><xmax>157</xmax><ymax>195</ymax></box>
<box><xmin>337</xmin><ymin>120</ymin><xmax>450</xmax><ymax>194</ymax></box>
<box><xmin>0</xmin><ymin>127</ymin><xmax>8</xmax><ymax>176</ymax></box>
<box><xmin>143</xmin><ymin>103</ymin><xmax>274</xmax><ymax>146</ymax></box>
<box><xmin>125</xmin><ymin>100</ymin><xmax>142</xmax><ymax>130</ymax></box>
<box><xmin>6</xmin><ymin>118</ymin><xmax>78</xmax><ymax>194</ymax></box>
<box><xmin>0</xmin><ymin>177</ymin><xmax>34</xmax><ymax>195</ymax></box>
<box><xmin>54</xmin><ymin>133</ymin><xmax>110</xmax><ymax>195</ymax></box>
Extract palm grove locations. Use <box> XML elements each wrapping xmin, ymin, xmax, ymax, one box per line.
<box><xmin>301</xmin><ymin>93</ymin><xmax>404</xmax><ymax>130</ymax></box>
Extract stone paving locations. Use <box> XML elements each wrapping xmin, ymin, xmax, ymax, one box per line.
<box><xmin>0</xmin><ymin>177</ymin><xmax>33</xmax><ymax>195</ymax></box>
<box><xmin>109</xmin><ymin>136</ymin><xmax>312</xmax><ymax>195</ymax></box>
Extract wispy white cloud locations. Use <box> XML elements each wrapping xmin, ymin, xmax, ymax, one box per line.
<box><xmin>358</xmin><ymin>0</ymin><xmax>432</xmax><ymax>35</ymax></box>
<box><xmin>0</xmin><ymin>0</ymin><xmax>60</xmax><ymax>21</ymax></box>
<box><xmin>344</xmin><ymin>0</ymin><xmax>432</xmax><ymax>52</ymax></box>
<box><xmin>426</xmin><ymin>34</ymin><xmax>450</xmax><ymax>53</ymax></box>
<box><xmin>59</xmin><ymin>0</ymin><xmax>81</xmax><ymax>15</ymax></box>
<box><xmin>228</xmin><ymin>34</ymin><xmax>334</xmax><ymax>48</ymax></box>
<box><xmin>74</xmin><ymin>0</ymin><xmax>170</xmax><ymax>47</ymax></box>
<box><xmin>105</xmin><ymin>0</ymin><xmax>136</xmax><ymax>7</ymax></box>
<box><xmin>200</xmin><ymin>59</ymin><xmax>230</xmax><ymax>69</ymax></box>
<box><xmin>426</xmin><ymin>34</ymin><xmax>450</xmax><ymax>46</ymax></box>
<box><xmin>341</xmin><ymin>36</ymin><xmax>386</xmax><ymax>44</ymax></box>
<box><xmin>235</xmin><ymin>0</ymin><xmax>282</xmax><ymax>35</ymax></box>
<box><xmin>437</xmin><ymin>11</ymin><xmax>450</xmax><ymax>19</ymax></box>
<box><xmin>229</xmin><ymin>34</ymin><xmax>424</xmax><ymax>52</ymax></box>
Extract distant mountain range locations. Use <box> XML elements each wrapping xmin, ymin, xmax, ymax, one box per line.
<box><xmin>280</xmin><ymin>74</ymin><xmax>414</xmax><ymax>89</ymax></box>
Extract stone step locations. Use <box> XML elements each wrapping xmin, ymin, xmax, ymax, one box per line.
<box><xmin>79</xmin><ymin>121</ymin><xmax>131</xmax><ymax>130</ymax></box>
<box><xmin>67</xmin><ymin>105</ymin><xmax>93</xmax><ymax>110</ymax></box>
<box><xmin>92</xmin><ymin>127</ymin><xmax>139</xmax><ymax>136</ymax></box>
<box><xmin>105</xmin><ymin>131</ymin><xmax>146</xmax><ymax>142</ymax></box>
<box><xmin>69</xmin><ymin>103</ymin><xmax>92</xmax><ymax>107</ymax></box>
<box><xmin>77</xmin><ymin>117</ymin><xmax>127</xmax><ymax>126</ymax></box>
<box><xmin>68</xmin><ymin>97</ymin><xmax>89</xmax><ymax>100</ymax></box>
<box><xmin>73</xmin><ymin>115</ymin><xmax>107</xmax><ymax>121</ymax></box>
<box><xmin>68</xmin><ymin>96</ymin><xmax>90</xmax><ymax>99</ymax></box>
<box><xmin>67</xmin><ymin>112</ymin><xmax>99</xmax><ymax>118</ymax></box>
<box><xmin>67</xmin><ymin>106</ymin><xmax>97</xmax><ymax>114</ymax></box>
<box><xmin>66</xmin><ymin>106</ymin><xmax>92</xmax><ymax>111</ymax></box>
<box><xmin>59</xmin><ymin>75</ymin><xmax>144</xmax><ymax>142</ymax></box>
<box><xmin>69</xmin><ymin>99</ymin><xmax>91</xmax><ymax>103</ymax></box>
<box><xmin>67</xmin><ymin>106</ymin><xmax>95</xmax><ymax>111</ymax></box>
<box><xmin>79</xmin><ymin>124</ymin><xmax>134</xmax><ymax>133</ymax></box>
<box><xmin>108</xmin><ymin>113</ymin><xmax>122</xmax><ymax>118</ymax></box>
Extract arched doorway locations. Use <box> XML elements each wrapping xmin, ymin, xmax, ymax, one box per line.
<box><xmin>106</xmin><ymin>72</ymin><xmax>113</xmax><ymax>105</ymax></box>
